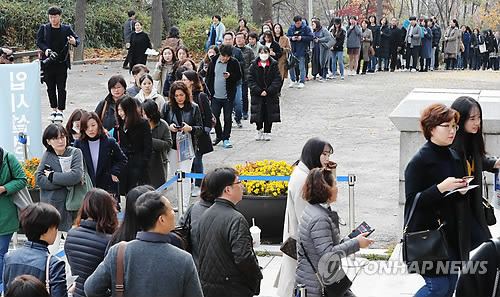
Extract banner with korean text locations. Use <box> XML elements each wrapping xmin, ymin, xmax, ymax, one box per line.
<box><xmin>0</xmin><ymin>61</ymin><xmax>43</xmax><ymax>160</ymax></box>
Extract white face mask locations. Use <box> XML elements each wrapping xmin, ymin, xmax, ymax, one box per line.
<box><xmin>259</xmin><ymin>54</ymin><xmax>269</xmax><ymax>61</ymax></box>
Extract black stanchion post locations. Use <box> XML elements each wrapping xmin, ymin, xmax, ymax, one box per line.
<box><xmin>177</xmin><ymin>170</ymin><xmax>184</xmax><ymax>218</ymax></box>
<box><xmin>348</xmin><ymin>174</ymin><xmax>356</xmax><ymax>258</ymax></box>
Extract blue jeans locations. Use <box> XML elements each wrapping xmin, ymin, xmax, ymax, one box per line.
<box><xmin>212</xmin><ymin>97</ymin><xmax>233</xmax><ymax>141</ymax></box>
<box><xmin>369</xmin><ymin>55</ymin><xmax>378</xmax><ymax>71</ymax></box>
<box><xmin>0</xmin><ymin>233</ymin><xmax>13</xmax><ymax>285</ymax></box>
<box><xmin>233</xmin><ymin>82</ymin><xmax>242</xmax><ymax>122</ymax></box>
<box><xmin>378</xmin><ymin>57</ymin><xmax>388</xmax><ymax>70</ymax></box>
<box><xmin>457</xmin><ymin>54</ymin><xmax>463</xmax><ymax>69</ymax></box>
<box><xmin>415</xmin><ymin>274</ymin><xmax>458</xmax><ymax>297</ymax></box>
<box><xmin>331</xmin><ymin>51</ymin><xmax>344</xmax><ymax>76</ymax></box>
<box><xmin>191</xmin><ymin>151</ymin><xmax>203</xmax><ymax>187</ymax></box>
<box><xmin>289</xmin><ymin>55</ymin><xmax>306</xmax><ymax>83</ymax></box>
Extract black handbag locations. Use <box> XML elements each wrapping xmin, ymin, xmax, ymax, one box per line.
<box><xmin>280</xmin><ymin>237</ymin><xmax>297</xmax><ymax>260</ymax></box>
<box><xmin>196</xmin><ymin>131</ymin><xmax>214</xmax><ymax>155</ymax></box>
<box><xmin>402</xmin><ymin>193</ymin><xmax>449</xmax><ymax>264</ymax></box>
<box><xmin>285</xmin><ymin>52</ymin><xmax>299</xmax><ymax>70</ymax></box>
<box><xmin>172</xmin><ymin>205</ymin><xmax>193</xmax><ymax>252</ymax></box>
<box><xmin>300</xmin><ymin>242</ymin><xmax>351</xmax><ymax>297</ymax></box>
<box><xmin>483</xmin><ymin>174</ymin><xmax>496</xmax><ymax>226</ymax></box>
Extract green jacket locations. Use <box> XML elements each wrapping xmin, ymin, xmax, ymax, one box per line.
<box><xmin>0</xmin><ymin>150</ymin><xmax>27</xmax><ymax>236</ymax></box>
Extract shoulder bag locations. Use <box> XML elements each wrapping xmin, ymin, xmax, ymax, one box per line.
<box><xmin>402</xmin><ymin>193</ymin><xmax>449</xmax><ymax>264</ymax></box>
<box><xmin>196</xmin><ymin>95</ymin><xmax>215</xmax><ymax>155</ymax></box>
<box><xmin>285</xmin><ymin>52</ymin><xmax>299</xmax><ymax>70</ymax></box>
<box><xmin>300</xmin><ymin>242</ymin><xmax>351</xmax><ymax>297</ymax></box>
<box><xmin>116</xmin><ymin>241</ymin><xmax>128</xmax><ymax>297</ymax></box>
<box><xmin>66</xmin><ymin>151</ymin><xmax>93</xmax><ymax>211</ymax></box>
<box><xmin>483</xmin><ymin>174</ymin><xmax>496</xmax><ymax>226</ymax></box>
<box><xmin>6</xmin><ymin>154</ymin><xmax>33</xmax><ymax>217</ymax></box>
<box><xmin>280</xmin><ymin>212</ymin><xmax>297</xmax><ymax>260</ymax></box>
<box><xmin>172</xmin><ymin>204</ymin><xmax>193</xmax><ymax>252</ymax></box>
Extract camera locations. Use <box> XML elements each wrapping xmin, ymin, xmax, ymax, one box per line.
<box><xmin>0</xmin><ymin>48</ymin><xmax>14</xmax><ymax>63</ymax></box>
<box><xmin>41</xmin><ymin>50</ymin><xmax>58</xmax><ymax>68</ymax></box>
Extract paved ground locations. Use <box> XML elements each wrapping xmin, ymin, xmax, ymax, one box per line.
<box><xmin>39</xmin><ymin>62</ymin><xmax>500</xmax><ymax>249</ymax></box>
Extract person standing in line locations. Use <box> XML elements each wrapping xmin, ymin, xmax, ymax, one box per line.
<box><xmin>451</xmin><ymin>97</ymin><xmax>500</xmax><ymax>250</ymax></box>
<box><xmin>113</xmin><ymin>96</ymin><xmax>152</xmax><ymax>195</ymax></box>
<box><xmin>287</xmin><ymin>15</ymin><xmax>313</xmax><ymax>88</ymax></box>
<box><xmin>248</xmin><ymin>32</ymin><xmax>264</xmax><ymax>57</ymax></box>
<box><xmin>122</xmin><ymin>10</ymin><xmax>135</xmax><ymax>70</ymax></box>
<box><xmin>470</xmin><ymin>28</ymin><xmax>481</xmax><ymax>70</ymax></box>
<box><xmin>127</xmin><ymin>21</ymin><xmax>152</xmax><ymax>72</ymax></box>
<box><xmin>378</xmin><ymin>17</ymin><xmax>391</xmax><ymax>71</ymax></box>
<box><xmin>248</xmin><ymin>46</ymin><xmax>282</xmax><ymax>141</ymax></box>
<box><xmin>37</xmin><ymin>6</ymin><xmax>80</xmax><ymax>123</ymax></box>
<box><xmin>443</xmin><ymin>19</ymin><xmax>460</xmax><ymax>70</ymax></box>
<box><xmin>206</xmin><ymin>44</ymin><xmax>242</xmax><ymax>149</ymax></box>
<box><xmin>152</xmin><ymin>47</ymin><xmax>177</xmax><ymax>99</ymax></box>
<box><xmin>273</xmin><ymin>23</ymin><xmax>291</xmax><ymax>91</ymax></box>
<box><xmin>0</xmin><ymin>147</ymin><xmax>27</xmax><ymax>287</ymax></box>
<box><xmin>346</xmin><ymin>16</ymin><xmax>362</xmax><ymax>76</ymax></box>
<box><xmin>163</xmin><ymin>26</ymin><xmax>183</xmax><ymax>52</ymax></box>
<box><xmin>74</xmin><ymin>112</ymin><xmax>127</xmax><ymax>201</ymax></box>
<box><xmin>404</xmin><ymin>16</ymin><xmax>422</xmax><ymax>72</ymax></box>
<box><xmin>419</xmin><ymin>19</ymin><xmax>433</xmax><ymax>72</ymax></box>
<box><xmin>367</xmin><ymin>14</ymin><xmax>380</xmax><ymax>73</ymax></box>
<box><xmin>235</xmin><ymin>32</ymin><xmax>255</xmax><ymax>121</ymax></box>
<box><xmin>222</xmin><ymin>32</ymin><xmax>245</xmax><ymax>128</ymax></box>
<box><xmin>405</xmin><ymin>104</ymin><xmax>470</xmax><ymax>297</ymax></box>
<box><xmin>95</xmin><ymin>75</ymin><xmax>127</xmax><ymax>132</ymax></box>
<box><xmin>461</xmin><ymin>26</ymin><xmax>471</xmax><ymax>70</ymax></box>
<box><xmin>64</xmin><ymin>189</ymin><xmax>118</xmax><ymax>297</ymax></box>
<box><xmin>357</xmin><ymin>20</ymin><xmax>373</xmax><ymax>75</ymax></box>
<box><xmin>276</xmin><ymin>137</ymin><xmax>334</xmax><ymax>297</ymax></box>
<box><xmin>206</xmin><ymin>14</ymin><xmax>226</xmax><ymax>50</ymax></box>
<box><xmin>310</xmin><ymin>20</ymin><xmax>333</xmax><ymax>81</ymax></box>
<box><xmin>84</xmin><ymin>191</ymin><xmax>203</xmax><ymax>297</ymax></box>
<box><xmin>126</xmin><ymin>64</ymin><xmax>149</xmax><ymax>97</ymax></box>
<box><xmin>329</xmin><ymin>18</ymin><xmax>346</xmax><ymax>79</ymax></box>
<box><xmin>494</xmin><ymin>31</ymin><xmax>500</xmax><ymax>70</ymax></box>
<box><xmin>388</xmin><ymin>18</ymin><xmax>403</xmax><ymax>72</ymax></box>
<box><xmin>198</xmin><ymin>168</ymin><xmax>263</xmax><ymax>297</ymax></box>
<box><xmin>431</xmin><ymin>16</ymin><xmax>442</xmax><ymax>70</ymax></box>
<box><xmin>3</xmin><ymin>203</ymin><xmax>67</xmax><ymax>297</ymax></box>
<box><xmin>135</xmin><ymin>73</ymin><xmax>165</xmax><ymax>111</ymax></box>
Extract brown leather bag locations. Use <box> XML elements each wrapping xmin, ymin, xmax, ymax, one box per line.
<box><xmin>116</xmin><ymin>241</ymin><xmax>128</xmax><ymax>297</ymax></box>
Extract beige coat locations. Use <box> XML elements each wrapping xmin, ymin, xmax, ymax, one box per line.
<box><xmin>163</xmin><ymin>37</ymin><xmax>183</xmax><ymax>52</ymax></box>
<box><xmin>276</xmin><ymin>162</ymin><xmax>310</xmax><ymax>297</ymax></box>
<box><xmin>444</xmin><ymin>26</ymin><xmax>460</xmax><ymax>55</ymax></box>
<box><xmin>276</xmin><ymin>36</ymin><xmax>291</xmax><ymax>79</ymax></box>
<box><xmin>361</xmin><ymin>28</ymin><xmax>373</xmax><ymax>61</ymax></box>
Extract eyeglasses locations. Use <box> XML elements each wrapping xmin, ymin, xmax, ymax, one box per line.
<box><xmin>438</xmin><ymin>124</ymin><xmax>459</xmax><ymax>131</ymax></box>
<box><xmin>229</xmin><ymin>181</ymin><xmax>242</xmax><ymax>186</ymax></box>
<box><xmin>50</xmin><ymin>136</ymin><xmax>66</xmax><ymax>141</ymax></box>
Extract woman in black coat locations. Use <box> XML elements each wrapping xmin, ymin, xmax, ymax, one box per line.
<box><xmin>64</xmin><ymin>189</ymin><xmax>118</xmax><ymax>297</ymax></box>
<box><xmin>74</xmin><ymin>112</ymin><xmax>127</xmax><ymax>200</ymax></box>
<box><xmin>404</xmin><ymin>103</ymin><xmax>470</xmax><ymax>297</ymax></box>
<box><xmin>127</xmin><ymin>21</ymin><xmax>152</xmax><ymax>71</ymax></box>
<box><xmin>248</xmin><ymin>46</ymin><xmax>282</xmax><ymax>142</ymax></box>
<box><xmin>260</xmin><ymin>31</ymin><xmax>282</xmax><ymax>62</ymax></box>
<box><xmin>451</xmin><ymin>97</ymin><xmax>500</xmax><ymax>250</ymax></box>
<box><xmin>113</xmin><ymin>96</ymin><xmax>152</xmax><ymax>195</ymax></box>
<box><xmin>378</xmin><ymin>17</ymin><xmax>391</xmax><ymax>71</ymax></box>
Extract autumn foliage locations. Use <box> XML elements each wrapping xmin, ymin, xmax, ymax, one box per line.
<box><xmin>335</xmin><ymin>0</ymin><xmax>395</xmax><ymax>21</ymax></box>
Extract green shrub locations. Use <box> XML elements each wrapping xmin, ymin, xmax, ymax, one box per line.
<box><xmin>178</xmin><ymin>15</ymin><xmax>258</xmax><ymax>56</ymax></box>
<box><xmin>0</xmin><ymin>0</ymin><xmax>150</xmax><ymax>49</ymax></box>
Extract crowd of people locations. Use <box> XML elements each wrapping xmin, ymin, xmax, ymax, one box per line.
<box><xmin>2</xmin><ymin>5</ymin><xmax>500</xmax><ymax>297</ymax></box>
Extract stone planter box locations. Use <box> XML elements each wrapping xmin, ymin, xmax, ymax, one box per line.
<box><xmin>236</xmin><ymin>195</ymin><xmax>287</xmax><ymax>244</ymax></box>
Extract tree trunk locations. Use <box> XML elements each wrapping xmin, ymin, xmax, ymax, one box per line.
<box><xmin>262</xmin><ymin>0</ymin><xmax>273</xmax><ymax>22</ymax></box>
<box><xmin>376</xmin><ymin>0</ymin><xmax>383</xmax><ymax>22</ymax></box>
<box><xmin>151</xmin><ymin>0</ymin><xmax>162</xmax><ymax>49</ymax></box>
<box><xmin>237</xmin><ymin>0</ymin><xmax>243</xmax><ymax>17</ymax></box>
<box><xmin>252</xmin><ymin>0</ymin><xmax>262</xmax><ymax>24</ymax></box>
<box><xmin>74</xmin><ymin>0</ymin><xmax>86</xmax><ymax>61</ymax></box>
<box><xmin>162</xmin><ymin>0</ymin><xmax>170</xmax><ymax>31</ymax></box>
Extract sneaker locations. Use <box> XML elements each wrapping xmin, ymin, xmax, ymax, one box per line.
<box><xmin>305</xmin><ymin>77</ymin><xmax>309</xmax><ymax>81</ymax></box>
<box><xmin>243</xmin><ymin>114</ymin><xmax>249</xmax><ymax>120</ymax></box>
<box><xmin>222</xmin><ymin>140</ymin><xmax>233</xmax><ymax>148</ymax></box>
<box><xmin>54</xmin><ymin>112</ymin><xmax>64</xmax><ymax>122</ymax></box>
<box><xmin>48</xmin><ymin>112</ymin><xmax>57</xmax><ymax>121</ymax></box>
<box><xmin>340</xmin><ymin>76</ymin><xmax>345</xmax><ymax>80</ymax></box>
<box><xmin>318</xmin><ymin>78</ymin><xmax>326</xmax><ymax>82</ymax></box>
<box><xmin>411</xmin><ymin>69</ymin><xmax>417</xmax><ymax>73</ymax></box>
<box><xmin>403</xmin><ymin>69</ymin><xmax>410</xmax><ymax>72</ymax></box>
<box><xmin>288</xmin><ymin>81</ymin><xmax>297</xmax><ymax>88</ymax></box>
<box><xmin>255</xmin><ymin>129</ymin><xmax>263</xmax><ymax>141</ymax></box>
<box><xmin>263</xmin><ymin>133</ymin><xmax>271</xmax><ymax>141</ymax></box>
<box><xmin>191</xmin><ymin>186</ymin><xmax>201</xmax><ymax>197</ymax></box>
<box><xmin>297</xmin><ymin>83</ymin><xmax>304</xmax><ymax>89</ymax></box>
<box><xmin>213</xmin><ymin>137</ymin><xmax>222</xmax><ymax>146</ymax></box>
<box><xmin>331</xmin><ymin>75</ymin><xmax>336</xmax><ymax>79</ymax></box>
<box><xmin>326</xmin><ymin>73</ymin><xmax>334</xmax><ymax>79</ymax></box>
<box><xmin>236</xmin><ymin>120</ymin><xmax>243</xmax><ymax>128</ymax></box>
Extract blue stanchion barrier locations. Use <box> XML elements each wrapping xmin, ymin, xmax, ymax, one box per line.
<box><xmin>156</xmin><ymin>174</ymin><xmax>179</xmax><ymax>191</ymax></box>
<box><xmin>184</xmin><ymin>172</ymin><xmax>350</xmax><ymax>182</ymax></box>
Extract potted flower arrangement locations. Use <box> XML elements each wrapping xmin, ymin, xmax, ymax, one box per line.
<box><xmin>22</xmin><ymin>158</ymin><xmax>40</xmax><ymax>202</ymax></box>
<box><xmin>235</xmin><ymin>160</ymin><xmax>294</xmax><ymax>243</ymax></box>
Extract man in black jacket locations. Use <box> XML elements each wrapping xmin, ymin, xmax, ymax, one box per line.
<box><xmin>206</xmin><ymin>44</ymin><xmax>242</xmax><ymax>149</ymax></box>
<box><xmin>198</xmin><ymin>168</ymin><xmax>262</xmax><ymax>297</ymax></box>
<box><xmin>222</xmin><ymin>32</ymin><xmax>245</xmax><ymax>128</ymax></box>
<box><xmin>388</xmin><ymin>18</ymin><xmax>403</xmax><ymax>72</ymax></box>
<box><xmin>37</xmin><ymin>6</ymin><xmax>80</xmax><ymax>123</ymax></box>
<box><xmin>430</xmin><ymin>16</ymin><xmax>442</xmax><ymax>70</ymax></box>
<box><xmin>122</xmin><ymin>10</ymin><xmax>135</xmax><ymax>69</ymax></box>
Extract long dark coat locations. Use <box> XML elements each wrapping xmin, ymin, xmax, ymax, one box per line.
<box><xmin>378</xmin><ymin>25</ymin><xmax>391</xmax><ymax>58</ymax></box>
<box><xmin>248</xmin><ymin>57</ymin><xmax>282</xmax><ymax>124</ymax></box>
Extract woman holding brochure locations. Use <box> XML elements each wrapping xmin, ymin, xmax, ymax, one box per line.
<box><xmin>451</xmin><ymin>96</ymin><xmax>500</xmax><ymax>250</ymax></box>
<box><xmin>404</xmin><ymin>103</ymin><xmax>470</xmax><ymax>297</ymax></box>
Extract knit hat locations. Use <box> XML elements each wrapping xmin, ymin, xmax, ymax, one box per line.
<box><xmin>334</xmin><ymin>18</ymin><xmax>341</xmax><ymax>25</ymax></box>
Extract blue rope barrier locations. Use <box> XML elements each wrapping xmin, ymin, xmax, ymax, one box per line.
<box><xmin>156</xmin><ymin>174</ymin><xmax>179</xmax><ymax>191</ymax></box>
<box><xmin>185</xmin><ymin>172</ymin><xmax>350</xmax><ymax>182</ymax></box>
